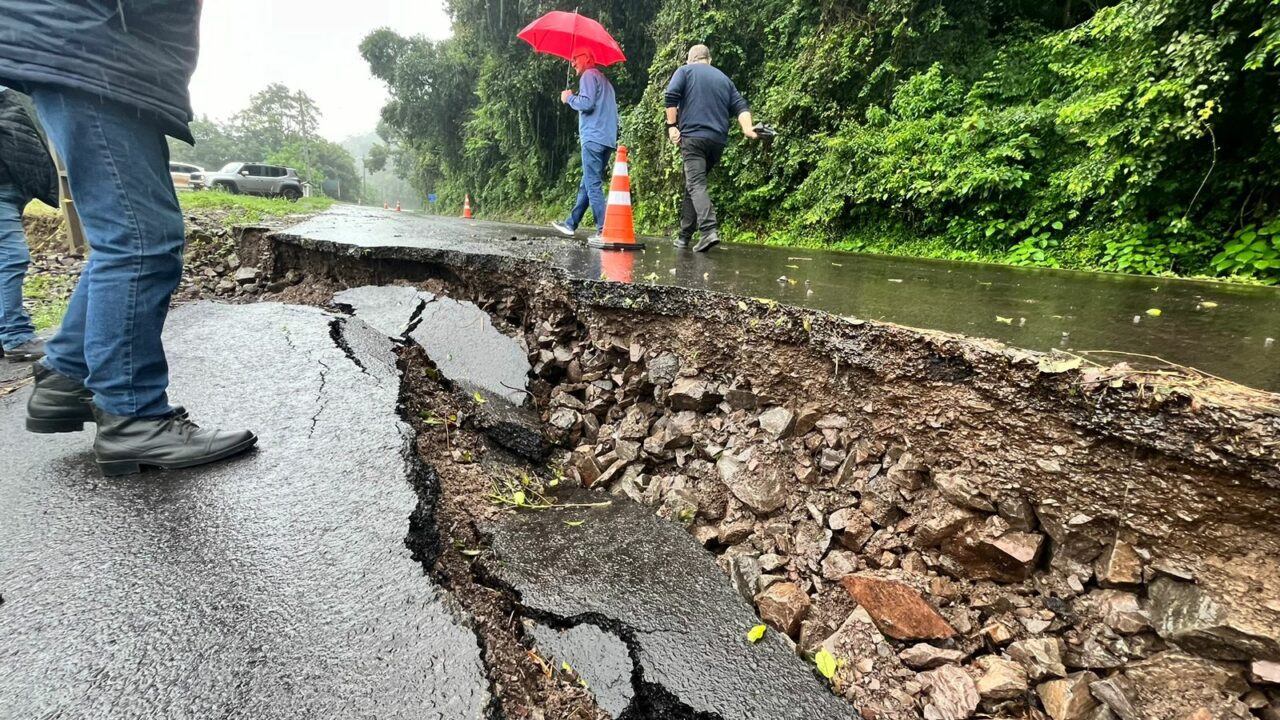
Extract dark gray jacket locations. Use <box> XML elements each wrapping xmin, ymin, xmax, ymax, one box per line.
<box><xmin>0</xmin><ymin>89</ymin><xmax>57</xmax><ymax>207</ymax></box>
<box><xmin>0</xmin><ymin>0</ymin><xmax>202</xmax><ymax>143</ymax></box>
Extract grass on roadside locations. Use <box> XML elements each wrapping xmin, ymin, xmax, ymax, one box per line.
<box><xmin>23</xmin><ymin>273</ymin><xmax>76</xmax><ymax>332</ymax></box>
<box><xmin>179</xmin><ymin>191</ymin><xmax>333</xmax><ymax>224</ymax></box>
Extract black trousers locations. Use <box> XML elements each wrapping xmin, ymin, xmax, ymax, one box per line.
<box><xmin>679</xmin><ymin>136</ymin><xmax>726</xmax><ymax>239</ymax></box>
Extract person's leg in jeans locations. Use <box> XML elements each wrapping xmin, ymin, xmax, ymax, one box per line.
<box><xmin>584</xmin><ymin>143</ymin><xmax>612</xmax><ymax>233</ymax></box>
<box><xmin>0</xmin><ymin>184</ymin><xmax>38</xmax><ymax>352</ymax></box>
<box><xmin>28</xmin><ymin>87</ymin><xmax>255</xmax><ymax>474</ymax></box>
<box><xmin>565</xmin><ymin>142</ymin><xmax>593</xmax><ymax>232</ymax></box>
<box><xmin>677</xmin><ymin>182</ymin><xmax>697</xmax><ymax>247</ymax></box>
<box><xmin>32</xmin><ymin>88</ymin><xmax>182</xmax><ymax>418</ymax></box>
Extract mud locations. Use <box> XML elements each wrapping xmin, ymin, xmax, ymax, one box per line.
<box><xmin>251</xmin><ymin>224</ymin><xmax>1280</xmax><ymax>719</ymax></box>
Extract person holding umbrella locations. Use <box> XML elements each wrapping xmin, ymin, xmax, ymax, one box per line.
<box><xmin>517</xmin><ymin>11</ymin><xmax>625</xmax><ymax>241</ymax></box>
<box><xmin>550</xmin><ymin>49</ymin><xmax>618</xmax><ymax>240</ymax></box>
<box><xmin>665</xmin><ymin>44</ymin><xmax>759</xmax><ymax>252</ymax></box>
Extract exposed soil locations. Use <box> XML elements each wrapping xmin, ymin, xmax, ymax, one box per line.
<box><xmin>396</xmin><ymin>343</ymin><xmax>607</xmax><ymax>720</ymax></box>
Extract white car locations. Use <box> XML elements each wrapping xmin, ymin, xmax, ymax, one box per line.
<box><xmin>169</xmin><ymin>162</ymin><xmax>205</xmax><ymax>190</ymax></box>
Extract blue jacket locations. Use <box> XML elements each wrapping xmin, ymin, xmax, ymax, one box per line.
<box><xmin>0</xmin><ymin>0</ymin><xmax>202</xmax><ymax>143</ymax></box>
<box><xmin>665</xmin><ymin>63</ymin><xmax>750</xmax><ymax>144</ymax></box>
<box><xmin>568</xmin><ymin>68</ymin><xmax>618</xmax><ymax>149</ymax></box>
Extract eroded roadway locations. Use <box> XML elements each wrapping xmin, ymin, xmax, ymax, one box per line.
<box><xmin>0</xmin><ymin>303</ymin><xmax>489</xmax><ymax>719</ymax></box>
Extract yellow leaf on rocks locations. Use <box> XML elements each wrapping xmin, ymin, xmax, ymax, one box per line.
<box><xmin>815</xmin><ymin>649</ymin><xmax>838</xmax><ymax>679</ymax></box>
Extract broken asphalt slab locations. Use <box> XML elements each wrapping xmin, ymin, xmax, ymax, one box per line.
<box><xmin>336</xmin><ymin>285</ymin><xmax>545</xmax><ymax>461</ymax></box>
<box><xmin>0</xmin><ymin>302</ymin><xmax>490</xmax><ymax>719</ymax></box>
<box><xmin>487</xmin><ymin>494</ymin><xmax>859</xmax><ymax>720</ymax></box>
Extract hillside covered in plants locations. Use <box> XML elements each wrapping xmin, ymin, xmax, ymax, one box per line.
<box><xmin>362</xmin><ymin>0</ymin><xmax>1280</xmax><ymax>282</ymax></box>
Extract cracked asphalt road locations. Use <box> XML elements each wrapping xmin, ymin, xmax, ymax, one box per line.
<box><xmin>0</xmin><ymin>302</ymin><xmax>489</xmax><ymax>719</ymax></box>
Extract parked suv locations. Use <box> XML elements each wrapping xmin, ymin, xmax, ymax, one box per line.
<box><xmin>169</xmin><ymin>162</ymin><xmax>205</xmax><ymax>190</ymax></box>
<box><xmin>206</xmin><ymin>162</ymin><xmax>304</xmax><ymax>200</ymax></box>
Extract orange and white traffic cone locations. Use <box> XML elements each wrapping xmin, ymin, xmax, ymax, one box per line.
<box><xmin>589</xmin><ymin>146</ymin><xmax>644</xmax><ymax>251</ymax></box>
<box><xmin>463</xmin><ymin>194</ymin><xmax>473</xmax><ymax>220</ymax></box>
<box><xmin>395</xmin><ymin>200</ymin><xmax>402</xmax><ymax>212</ymax></box>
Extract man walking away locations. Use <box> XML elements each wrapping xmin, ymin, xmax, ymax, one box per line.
<box><xmin>665</xmin><ymin>44</ymin><xmax>759</xmax><ymax>252</ymax></box>
<box><xmin>551</xmin><ymin>48</ymin><xmax>619</xmax><ymax>241</ymax></box>
<box><xmin>0</xmin><ymin>0</ymin><xmax>257</xmax><ymax>476</ymax></box>
<box><xmin>0</xmin><ymin>87</ymin><xmax>57</xmax><ymax>363</ymax></box>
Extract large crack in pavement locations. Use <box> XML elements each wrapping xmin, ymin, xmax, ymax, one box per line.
<box><xmin>334</xmin><ymin>285</ymin><xmax>861</xmax><ymax>719</ymax></box>
<box><xmin>0</xmin><ymin>302</ymin><xmax>493</xmax><ymax>718</ymax></box>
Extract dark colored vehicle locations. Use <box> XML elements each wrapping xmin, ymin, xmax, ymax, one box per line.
<box><xmin>206</xmin><ymin>162</ymin><xmax>303</xmax><ymax>201</ymax></box>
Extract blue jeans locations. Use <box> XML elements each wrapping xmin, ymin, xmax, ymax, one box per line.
<box><xmin>566</xmin><ymin>141</ymin><xmax>613</xmax><ymax>232</ymax></box>
<box><xmin>0</xmin><ymin>184</ymin><xmax>37</xmax><ymax>349</ymax></box>
<box><xmin>32</xmin><ymin>88</ymin><xmax>185</xmax><ymax>418</ymax></box>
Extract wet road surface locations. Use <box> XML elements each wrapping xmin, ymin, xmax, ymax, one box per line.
<box><xmin>0</xmin><ymin>303</ymin><xmax>489</xmax><ymax>719</ymax></box>
<box><xmin>281</xmin><ymin>205</ymin><xmax>1280</xmax><ymax>391</ymax></box>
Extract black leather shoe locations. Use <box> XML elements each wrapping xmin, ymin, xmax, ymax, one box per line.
<box><xmin>674</xmin><ymin>236</ymin><xmax>691</xmax><ymax>249</ymax></box>
<box><xmin>26</xmin><ymin>365</ymin><xmax>186</xmax><ymax>434</ymax></box>
<box><xmin>693</xmin><ymin>230</ymin><xmax>721</xmax><ymax>253</ymax></box>
<box><xmin>93</xmin><ymin>409</ymin><xmax>258</xmax><ymax>477</ymax></box>
<box><xmin>5</xmin><ymin>338</ymin><xmax>44</xmax><ymax>363</ymax></box>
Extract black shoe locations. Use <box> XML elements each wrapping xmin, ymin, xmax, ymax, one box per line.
<box><xmin>693</xmin><ymin>230</ymin><xmax>721</xmax><ymax>253</ymax></box>
<box><xmin>93</xmin><ymin>409</ymin><xmax>258</xmax><ymax>477</ymax></box>
<box><xmin>5</xmin><ymin>338</ymin><xmax>44</xmax><ymax>363</ymax></box>
<box><xmin>674</xmin><ymin>237</ymin><xmax>691</xmax><ymax>249</ymax></box>
<box><xmin>26</xmin><ymin>365</ymin><xmax>187</xmax><ymax>434</ymax></box>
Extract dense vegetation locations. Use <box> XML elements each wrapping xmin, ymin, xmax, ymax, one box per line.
<box><xmin>362</xmin><ymin>0</ymin><xmax>1280</xmax><ymax>282</ymax></box>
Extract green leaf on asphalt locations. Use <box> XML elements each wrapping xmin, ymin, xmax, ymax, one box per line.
<box><xmin>814</xmin><ymin>649</ymin><xmax>838</xmax><ymax>679</ymax></box>
<box><xmin>996</xmin><ymin>316</ymin><xmax>1014</xmax><ymax>325</ymax></box>
<box><xmin>738</xmin><ymin>301</ymin><xmax>749</xmax><ymax>311</ymax></box>
<box><xmin>1199</xmin><ymin>301</ymin><xmax>1219</xmax><ymax>309</ymax></box>
<box><xmin>748</xmin><ymin>625</ymin><xmax>767</xmax><ymax>644</ymax></box>
<box><xmin>1146</xmin><ymin>308</ymin><xmax>1162</xmax><ymax>317</ymax></box>
<box><xmin>512</xmin><ymin>490</ymin><xmax>527</xmax><ymax>507</ymax></box>
<box><xmin>474</xmin><ymin>391</ymin><xmax>487</xmax><ymax>404</ymax></box>
<box><xmin>802</xmin><ymin>317</ymin><xmax>812</xmax><ymax>333</ymax></box>
<box><xmin>564</xmin><ymin>520</ymin><xmax>585</xmax><ymax>527</ymax></box>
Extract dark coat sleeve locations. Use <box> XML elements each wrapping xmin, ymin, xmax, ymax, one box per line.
<box><xmin>0</xmin><ymin>90</ymin><xmax>58</xmax><ymax>208</ymax></box>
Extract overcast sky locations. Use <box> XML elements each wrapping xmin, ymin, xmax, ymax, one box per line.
<box><xmin>190</xmin><ymin>0</ymin><xmax>453</xmax><ymax>141</ymax></box>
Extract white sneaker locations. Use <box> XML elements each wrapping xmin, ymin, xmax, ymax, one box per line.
<box><xmin>550</xmin><ymin>221</ymin><xmax>576</xmax><ymax>237</ymax></box>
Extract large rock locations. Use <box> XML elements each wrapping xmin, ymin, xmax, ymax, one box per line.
<box><xmin>758</xmin><ymin>406</ymin><xmax>796</xmax><ymax>439</ymax></box>
<box><xmin>1009</xmin><ymin>638</ymin><xmax>1068</xmax><ymax>680</ymax></box>
<box><xmin>840</xmin><ymin>574</ymin><xmax>956</xmax><ymax>641</ymax></box>
<box><xmin>974</xmin><ymin>655</ymin><xmax>1028</xmax><ymax>700</ymax></box>
<box><xmin>1037</xmin><ymin>671</ymin><xmax>1100</xmax><ymax>720</ymax></box>
<box><xmin>669</xmin><ymin>378</ymin><xmax>721</xmax><ymax>412</ymax></box>
<box><xmin>716</xmin><ymin>449</ymin><xmax>787</xmax><ymax>514</ymax></box>
<box><xmin>1149</xmin><ymin>577</ymin><xmax>1280</xmax><ymax>661</ymax></box>
<box><xmin>755</xmin><ymin>582</ymin><xmax>811</xmax><ymax>638</ymax></box>
<box><xmin>1089</xmin><ymin>676</ymin><xmax>1141</xmax><ymax>720</ymax></box>
<box><xmin>932</xmin><ymin>471</ymin><xmax>995</xmax><ymax>512</ymax></box>
<box><xmin>914</xmin><ymin>497</ymin><xmax>982</xmax><ymax>548</ymax></box>
<box><xmin>1095</xmin><ymin>539</ymin><xmax>1144</xmax><ymax>587</ymax></box>
<box><xmin>1088</xmin><ymin>589</ymin><xmax>1150</xmax><ymax>635</ymax></box>
<box><xmin>920</xmin><ymin>665</ymin><xmax>979</xmax><ymax>720</ymax></box>
<box><xmin>829</xmin><ymin>507</ymin><xmax>874</xmax><ymax>551</ymax></box>
<box><xmin>1117</xmin><ymin>652</ymin><xmax>1252</xmax><ymax>720</ymax></box>
<box><xmin>941</xmin><ymin>516</ymin><xmax>1044</xmax><ymax>583</ymax></box>
<box><xmin>899</xmin><ymin>644</ymin><xmax>967</xmax><ymax>670</ymax></box>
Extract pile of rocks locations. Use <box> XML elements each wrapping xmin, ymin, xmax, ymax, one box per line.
<box><xmin>177</xmin><ymin>220</ymin><xmax>301</xmax><ymax>300</ymax></box>
<box><xmin>526</xmin><ymin>318</ymin><xmax>1280</xmax><ymax>720</ymax></box>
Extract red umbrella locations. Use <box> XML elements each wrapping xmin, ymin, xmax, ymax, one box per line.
<box><xmin>517</xmin><ymin>11</ymin><xmax>626</xmax><ymax>67</ymax></box>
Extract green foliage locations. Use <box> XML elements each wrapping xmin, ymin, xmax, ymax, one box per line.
<box><xmin>1210</xmin><ymin>220</ymin><xmax>1280</xmax><ymax>283</ymax></box>
<box><xmin>364</xmin><ymin>0</ymin><xmax>1280</xmax><ymax>280</ymax></box>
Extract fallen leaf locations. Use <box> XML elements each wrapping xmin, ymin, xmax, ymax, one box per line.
<box><xmin>748</xmin><ymin>625</ymin><xmax>767</xmax><ymax>644</ymax></box>
<box><xmin>1147</xmin><ymin>308</ymin><xmax>1162</xmax><ymax>317</ymax></box>
<box><xmin>512</xmin><ymin>490</ymin><xmax>527</xmax><ymax>507</ymax></box>
<box><xmin>1038</xmin><ymin>357</ymin><xmax>1083</xmax><ymax>374</ymax></box>
<box><xmin>996</xmin><ymin>316</ymin><xmax>1014</xmax><ymax>325</ymax></box>
<box><xmin>1199</xmin><ymin>301</ymin><xmax>1219</xmax><ymax>309</ymax></box>
<box><xmin>564</xmin><ymin>520</ymin><xmax>585</xmax><ymax>527</ymax></box>
<box><xmin>473</xmin><ymin>391</ymin><xmax>487</xmax><ymax>404</ymax></box>
<box><xmin>815</xmin><ymin>649</ymin><xmax>838</xmax><ymax>679</ymax></box>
